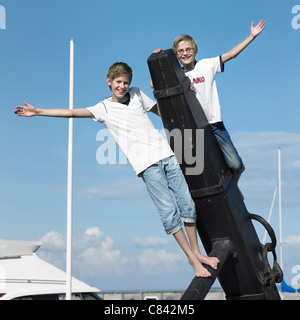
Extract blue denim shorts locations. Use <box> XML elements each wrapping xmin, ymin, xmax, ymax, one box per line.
<box><xmin>210</xmin><ymin>121</ymin><xmax>244</xmax><ymax>173</ymax></box>
<box><xmin>139</xmin><ymin>155</ymin><xmax>196</xmax><ymax>235</ymax></box>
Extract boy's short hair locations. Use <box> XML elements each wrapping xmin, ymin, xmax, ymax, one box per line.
<box><xmin>107</xmin><ymin>62</ymin><xmax>133</xmax><ymax>84</ymax></box>
<box><xmin>172</xmin><ymin>34</ymin><xmax>198</xmax><ymax>56</ymax></box>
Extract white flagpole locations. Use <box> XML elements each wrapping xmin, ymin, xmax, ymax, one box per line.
<box><xmin>278</xmin><ymin>146</ymin><xmax>283</xmax><ymax>273</ymax></box>
<box><xmin>66</xmin><ymin>37</ymin><xmax>74</xmax><ymax>300</ymax></box>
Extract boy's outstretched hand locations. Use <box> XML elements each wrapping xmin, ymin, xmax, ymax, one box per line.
<box><xmin>251</xmin><ymin>19</ymin><xmax>265</xmax><ymax>38</ymax></box>
<box><xmin>15</xmin><ymin>102</ymin><xmax>36</xmax><ymax>117</ymax></box>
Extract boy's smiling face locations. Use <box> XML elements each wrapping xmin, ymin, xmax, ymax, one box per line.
<box><xmin>107</xmin><ymin>75</ymin><xmax>131</xmax><ymax>103</ymax></box>
<box><xmin>176</xmin><ymin>40</ymin><xmax>196</xmax><ymax>70</ymax></box>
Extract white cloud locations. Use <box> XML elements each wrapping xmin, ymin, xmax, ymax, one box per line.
<box><xmin>37</xmin><ymin>227</ymin><xmax>189</xmax><ymax>283</ymax></box>
<box><xmin>84</xmin><ymin>226</ymin><xmax>103</xmax><ymax>238</ymax></box>
<box><xmin>38</xmin><ymin>231</ymin><xmax>66</xmax><ymax>269</ymax></box>
<box><xmin>284</xmin><ymin>235</ymin><xmax>300</xmax><ymax>246</ymax></box>
<box><xmin>75</xmin><ymin>177</ymin><xmax>147</xmax><ymax>200</ymax></box>
<box><xmin>75</xmin><ymin>236</ymin><xmax>133</xmax><ymax>276</ymax></box>
<box><xmin>134</xmin><ymin>236</ymin><xmax>170</xmax><ymax>248</ymax></box>
<box><xmin>137</xmin><ymin>249</ymin><xmax>185</xmax><ymax>275</ymax></box>
<box><xmin>37</xmin><ymin>227</ymin><xmax>134</xmax><ymax>278</ymax></box>
<box><xmin>39</xmin><ymin>230</ymin><xmax>65</xmax><ymax>251</ymax></box>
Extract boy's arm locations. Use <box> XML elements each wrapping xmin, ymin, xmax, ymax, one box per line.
<box><xmin>221</xmin><ymin>19</ymin><xmax>265</xmax><ymax>63</ymax></box>
<box><xmin>15</xmin><ymin>102</ymin><xmax>93</xmax><ymax>118</ymax></box>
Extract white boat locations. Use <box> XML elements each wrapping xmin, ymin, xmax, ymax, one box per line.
<box><xmin>0</xmin><ymin>239</ymin><xmax>102</xmax><ymax>300</ymax></box>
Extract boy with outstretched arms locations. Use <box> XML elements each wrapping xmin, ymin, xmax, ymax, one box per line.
<box><xmin>152</xmin><ymin>20</ymin><xmax>265</xmax><ymax>182</ymax></box>
<box><xmin>15</xmin><ymin>62</ymin><xmax>219</xmax><ymax>277</ymax></box>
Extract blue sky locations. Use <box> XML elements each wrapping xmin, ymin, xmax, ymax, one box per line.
<box><xmin>1</xmin><ymin>0</ymin><xmax>300</xmax><ymax>292</ymax></box>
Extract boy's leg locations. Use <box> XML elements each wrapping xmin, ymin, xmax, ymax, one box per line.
<box><xmin>184</xmin><ymin>223</ymin><xmax>219</xmax><ymax>270</ymax></box>
<box><xmin>140</xmin><ymin>160</ymin><xmax>183</xmax><ymax>235</ymax></box>
<box><xmin>140</xmin><ymin>157</ymin><xmax>212</xmax><ymax>277</ymax></box>
<box><xmin>173</xmin><ymin>229</ymin><xmax>211</xmax><ymax>277</ymax></box>
<box><xmin>164</xmin><ymin>156</ymin><xmax>219</xmax><ymax>271</ymax></box>
<box><xmin>210</xmin><ymin>121</ymin><xmax>245</xmax><ymax>182</ymax></box>
<box><xmin>164</xmin><ymin>156</ymin><xmax>196</xmax><ymax>224</ymax></box>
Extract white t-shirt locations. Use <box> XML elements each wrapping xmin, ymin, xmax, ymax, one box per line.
<box><xmin>185</xmin><ymin>56</ymin><xmax>224</xmax><ymax>124</ymax></box>
<box><xmin>87</xmin><ymin>87</ymin><xmax>174</xmax><ymax>175</ymax></box>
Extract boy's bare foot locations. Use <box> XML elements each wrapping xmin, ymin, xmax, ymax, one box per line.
<box><xmin>189</xmin><ymin>257</ymin><xmax>211</xmax><ymax>277</ymax></box>
<box><xmin>194</xmin><ymin>252</ymin><xmax>220</xmax><ymax>270</ymax></box>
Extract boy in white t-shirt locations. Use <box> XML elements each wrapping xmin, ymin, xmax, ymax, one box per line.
<box><xmin>15</xmin><ymin>62</ymin><xmax>219</xmax><ymax>278</ymax></box>
<box><xmin>153</xmin><ymin>20</ymin><xmax>265</xmax><ymax>182</ymax></box>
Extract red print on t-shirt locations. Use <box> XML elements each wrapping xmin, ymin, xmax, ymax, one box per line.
<box><xmin>192</xmin><ymin>77</ymin><xmax>205</xmax><ymax>84</ymax></box>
